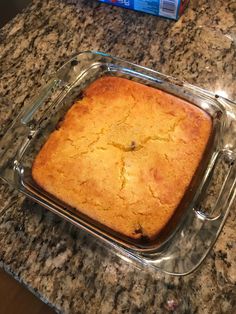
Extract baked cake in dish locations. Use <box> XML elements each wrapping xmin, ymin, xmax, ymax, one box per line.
<box><xmin>32</xmin><ymin>77</ymin><xmax>212</xmax><ymax>240</ymax></box>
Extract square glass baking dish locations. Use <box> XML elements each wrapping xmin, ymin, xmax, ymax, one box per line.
<box><xmin>0</xmin><ymin>51</ymin><xmax>236</xmax><ymax>275</ymax></box>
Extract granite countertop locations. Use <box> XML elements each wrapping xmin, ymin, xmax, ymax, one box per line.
<box><xmin>0</xmin><ymin>0</ymin><xmax>236</xmax><ymax>313</ymax></box>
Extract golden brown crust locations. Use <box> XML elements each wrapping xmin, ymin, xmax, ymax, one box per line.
<box><xmin>32</xmin><ymin>77</ymin><xmax>212</xmax><ymax>240</ymax></box>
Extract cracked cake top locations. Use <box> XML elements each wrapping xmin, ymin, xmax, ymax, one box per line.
<box><xmin>32</xmin><ymin>76</ymin><xmax>212</xmax><ymax>240</ymax></box>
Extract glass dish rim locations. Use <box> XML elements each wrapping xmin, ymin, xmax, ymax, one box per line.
<box><xmin>0</xmin><ymin>50</ymin><xmax>236</xmax><ymax>275</ymax></box>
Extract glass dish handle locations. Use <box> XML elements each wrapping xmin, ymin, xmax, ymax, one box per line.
<box><xmin>0</xmin><ymin>78</ymin><xmax>59</xmax><ymax>186</ymax></box>
<box><xmin>194</xmin><ymin>149</ymin><xmax>236</xmax><ymax>220</ymax></box>
<box><xmin>20</xmin><ymin>78</ymin><xmax>60</xmax><ymax>126</ymax></box>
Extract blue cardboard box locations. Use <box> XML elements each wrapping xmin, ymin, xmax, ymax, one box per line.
<box><xmin>99</xmin><ymin>0</ymin><xmax>189</xmax><ymax>20</ymax></box>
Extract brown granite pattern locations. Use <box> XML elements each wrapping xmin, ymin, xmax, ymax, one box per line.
<box><xmin>0</xmin><ymin>0</ymin><xmax>236</xmax><ymax>313</ymax></box>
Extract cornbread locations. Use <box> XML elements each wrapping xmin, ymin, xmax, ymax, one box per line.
<box><xmin>32</xmin><ymin>77</ymin><xmax>212</xmax><ymax>240</ymax></box>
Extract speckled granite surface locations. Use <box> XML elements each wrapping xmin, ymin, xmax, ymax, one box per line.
<box><xmin>0</xmin><ymin>0</ymin><xmax>236</xmax><ymax>313</ymax></box>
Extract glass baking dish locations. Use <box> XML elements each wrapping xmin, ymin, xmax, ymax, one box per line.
<box><xmin>0</xmin><ymin>51</ymin><xmax>236</xmax><ymax>275</ymax></box>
